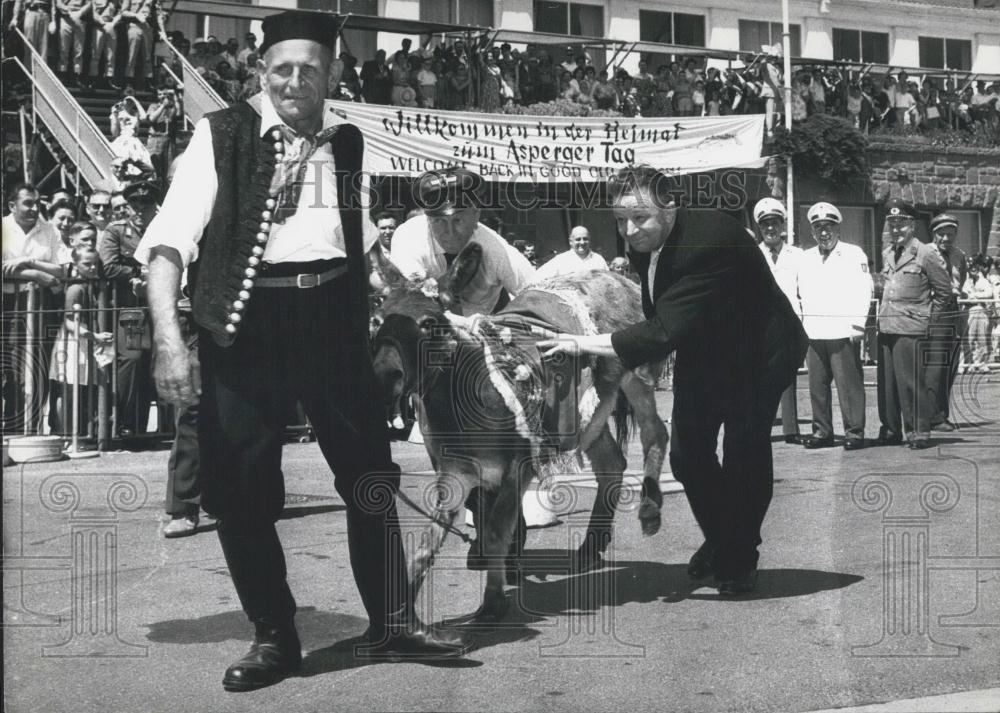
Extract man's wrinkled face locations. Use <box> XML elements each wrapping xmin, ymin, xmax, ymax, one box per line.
<box><xmin>759</xmin><ymin>216</ymin><xmax>785</xmax><ymax>248</ymax></box>
<box><xmin>811</xmin><ymin>220</ymin><xmax>840</xmax><ymax>252</ymax></box>
<box><xmin>8</xmin><ymin>189</ymin><xmax>39</xmax><ymax>228</ymax></box>
<box><xmin>259</xmin><ymin>39</ymin><xmax>331</xmax><ymax>127</ymax></box>
<box><xmin>933</xmin><ymin>226</ymin><xmax>957</xmax><ymax>254</ymax></box>
<box><xmin>888</xmin><ymin>216</ymin><xmax>914</xmax><ymax>245</ymax></box>
<box><xmin>127</xmin><ymin>195</ymin><xmax>157</xmax><ymax>231</ymax></box>
<box><xmin>376</xmin><ymin>218</ymin><xmax>397</xmax><ymax>250</ymax></box>
<box><xmin>111</xmin><ymin>194</ymin><xmax>129</xmax><ymax>221</ymax></box>
<box><xmin>569</xmin><ymin>228</ymin><xmax>591</xmax><ymax>257</ymax></box>
<box><xmin>613</xmin><ymin>187</ymin><xmax>676</xmax><ymax>254</ymax></box>
<box><xmin>428</xmin><ymin>208</ymin><xmax>479</xmax><ymax>254</ymax></box>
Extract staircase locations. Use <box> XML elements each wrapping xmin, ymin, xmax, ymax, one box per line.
<box><xmin>68</xmin><ymin>85</ymin><xmax>157</xmax><ymax>144</ymax></box>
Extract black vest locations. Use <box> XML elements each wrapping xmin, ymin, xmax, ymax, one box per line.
<box><xmin>189</xmin><ymin>103</ymin><xmax>366</xmax><ymax>347</ymax></box>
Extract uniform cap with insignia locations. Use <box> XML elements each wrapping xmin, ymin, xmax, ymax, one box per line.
<box><xmin>753</xmin><ymin>197</ymin><xmax>786</xmax><ymax>224</ymax></box>
<box><xmin>930</xmin><ymin>213</ymin><xmax>959</xmax><ymax>232</ymax></box>
<box><xmin>259</xmin><ymin>10</ymin><xmax>339</xmax><ymax>56</ymax></box>
<box><xmin>414</xmin><ymin>168</ymin><xmax>483</xmax><ymax>217</ymax></box>
<box><xmin>884</xmin><ymin>197</ymin><xmax>917</xmax><ymax>220</ymax></box>
<box><xmin>807</xmin><ymin>201</ymin><xmax>842</xmax><ymax>225</ymax></box>
<box><xmin>122</xmin><ymin>178</ymin><xmax>162</xmax><ymax>203</ymax></box>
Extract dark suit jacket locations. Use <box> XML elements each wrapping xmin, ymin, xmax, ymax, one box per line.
<box><xmin>611</xmin><ymin>208</ymin><xmax>806</xmax><ymax>402</ymax></box>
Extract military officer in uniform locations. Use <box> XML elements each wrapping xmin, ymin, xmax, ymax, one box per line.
<box><xmin>876</xmin><ymin>198</ymin><xmax>952</xmax><ymax>449</ymax></box>
<box><xmin>9</xmin><ymin>0</ymin><xmax>52</xmax><ymax>61</ymax></box>
<box><xmin>754</xmin><ymin>197</ymin><xmax>803</xmax><ymax>444</ymax></box>
<box><xmin>798</xmin><ymin>202</ymin><xmax>873</xmax><ymax>450</ymax></box>
<box><xmin>925</xmin><ymin>213</ymin><xmax>967</xmax><ymax>431</ymax></box>
<box><xmin>89</xmin><ymin>0</ymin><xmax>119</xmax><ymax>88</ymax></box>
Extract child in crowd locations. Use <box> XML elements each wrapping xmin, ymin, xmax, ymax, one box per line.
<box><xmin>48</xmin><ymin>246</ymin><xmax>111</xmax><ymax>436</ymax></box>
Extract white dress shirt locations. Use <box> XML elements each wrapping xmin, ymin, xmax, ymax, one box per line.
<box><xmin>389</xmin><ymin>215</ymin><xmax>535</xmax><ymax>316</ymax></box>
<box><xmin>799</xmin><ymin>240</ymin><xmax>873</xmax><ymax>340</ymax></box>
<box><xmin>533</xmin><ymin>249</ymin><xmax>608</xmax><ymax>281</ymax></box>
<box><xmin>759</xmin><ymin>241</ymin><xmax>803</xmax><ymax>319</ymax></box>
<box><xmin>646</xmin><ymin>244</ymin><xmax>664</xmax><ymax>302</ymax></box>
<box><xmin>1</xmin><ymin>214</ymin><xmax>63</xmax><ymax>293</ymax></box>
<box><xmin>135</xmin><ymin>93</ymin><xmax>377</xmax><ymax>268</ymax></box>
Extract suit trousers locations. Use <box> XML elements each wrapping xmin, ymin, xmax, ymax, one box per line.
<box><xmin>57</xmin><ymin>17</ymin><xmax>85</xmax><ymax>73</ymax></box>
<box><xmin>668</xmin><ymin>338</ymin><xmax>802</xmax><ymax>579</ymax></box>
<box><xmin>924</xmin><ymin>312</ymin><xmax>964</xmax><ymax>424</ymax></box>
<box><xmin>197</xmin><ymin>270</ymin><xmax>407</xmax><ymax>630</ymax></box>
<box><xmin>125</xmin><ymin>21</ymin><xmax>153</xmax><ymax>78</ymax></box>
<box><xmin>877</xmin><ymin>332</ymin><xmax>931</xmax><ymax>440</ymax></box>
<box><xmin>778</xmin><ymin>380</ymin><xmax>799</xmax><ymax>436</ymax></box>
<box><xmin>22</xmin><ymin>9</ymin><xmax>49</xmax><ymax>62</ymax></box>
<box><xmin>806</xmin><ymin>338</ymin><xmax>866</xmax><ymax>440</ymax></box>
<box><xmin>89</xmin><ymin>22</ymin><xmax>116</xmax><ymax>77</ymax></box>
<box><xmin>164</xmin><ymin>315</ymin><xmax>199</xmax><ymax>517</ymax></box>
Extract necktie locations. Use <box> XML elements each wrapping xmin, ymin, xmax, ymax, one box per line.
<box><xmin>770</xmin><ymin>249</ymin><xmax>779</xmax><ymax>265</ymax></box>
<box><xmin>893</xmin><ymin>245</ymin><xmax>904</xmax><ymax>264</ymax></box>
<box><xmin>269</xmin><ymin>124</ymin><xmax>340</xmax><ymax>224</ymax></box>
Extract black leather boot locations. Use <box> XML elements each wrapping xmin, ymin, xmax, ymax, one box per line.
<box><xmin>359</xmin><ymin>610</ymin><xmax>469</xmax><ymax>660</ymax></box>
<box><xmin>222</xmin><ymin>621</ymin><xmax>302</xmax><ymax>692</ymax></box>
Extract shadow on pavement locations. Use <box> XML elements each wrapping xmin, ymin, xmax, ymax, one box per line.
<box><xmin>278</xmin><ymin>503</ymin><xmax>348</xmax><ymax>520</ymax></box>
<box><xmin>503</xmin><ymin>551</ymin><xmax>863</xmax><ymax>613</ymax></box>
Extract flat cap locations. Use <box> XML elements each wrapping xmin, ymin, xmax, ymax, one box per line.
<box><xmin>122</xmin><ymin>178</ymin><xmax>161</xmax><ymax>202</ymax></box>
<box><xmin>930</xmin><ymin>213</ymin><xmax>959</xmax><ymax>232</ymax></box>
<box><xmin>885</xmin><ymin>197</ymin><xmax>917</xmax><ymax>219</ymax></box>
<box><xmin>414</xmin><ymin>168</ymin><xmax>482</xmax><ymax>217</ymax></box>
<box><xmin>259</xmin><ymin>10</ymin><xmax>339</xmax><ymax>56</ymax></box>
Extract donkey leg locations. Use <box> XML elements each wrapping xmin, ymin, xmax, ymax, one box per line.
<box><xmin>621</xmin><ymin>372</ymin><xmax>669</xmax><ymax>536</ymax></box>
<box><xmin>472</xmin><ymin>477</ymin><xmax>523</xmax><ymax>623</ymax></box>
<box><xmin>408</xmin><ymin>501</ymin><xmax>461</xmax><ymax>608</ymax></box>
<box><xmin>578</xmin><ymin>426</ymin><xmax>627</xmax><ymax>571</ymax></box>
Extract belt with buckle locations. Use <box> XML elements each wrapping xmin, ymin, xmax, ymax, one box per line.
<box><xmin>254</xmin><ymin>264</ymin><xmax>348</xmax><ymax>289</ymax></box>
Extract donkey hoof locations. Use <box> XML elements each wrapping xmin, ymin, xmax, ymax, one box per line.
<box><xmin>474</xmin><ymin>591</ymin><xmax>510</xmax><ymax>623</ymax></box>
<box><xmin>638</xmin><ymin>498</ymin><xmax>662</xmax><ymax>536</ymax></box>
<box><xmin>573</xmin><ymin>544</ymin><xmax>604</xmax><ymax>573</ymax></box>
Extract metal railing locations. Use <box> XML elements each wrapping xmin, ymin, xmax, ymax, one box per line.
<box><xmin>13</xmin><ymin>29</ymin><xmax>115</xmax><ymax>188</ymax></box>
<box><xmin>158</xmin><ymin>37</ymin><xmax>229</xmax><ymax>124</ymax></box>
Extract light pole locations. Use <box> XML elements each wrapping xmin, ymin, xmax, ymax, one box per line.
<box><xmin>782</xmin><ymin>0</ymin><xmax>795</xmax><ymax>244</ymax></box>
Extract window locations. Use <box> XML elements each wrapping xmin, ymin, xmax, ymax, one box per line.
<box><xmin>639</xmin><ymin>10</ymin><xmax>705</xmax><ymax>47</ymax></box>
<box><xmin>919</xmin><ymin>36</ymin><xmax>972</xmax><ymax>70</ymax></box>
<box><xmin>832</xmin><ymin>28</ymin><xmax>889</xmax><ymax>63</ymax></box>
<box><xmin>534</xmin><ymin>2</ymin><xmax>604</xmax><ymax>37</ymax></box>
<box><xmin>420</xmin><ymin>0</ymin><xmax>492</xmax><ymax>26</ymax></box>
<box><xmin>739</xmin><ymin>20</ymin><xmax>801</xmax><ymax>57</ymax></box>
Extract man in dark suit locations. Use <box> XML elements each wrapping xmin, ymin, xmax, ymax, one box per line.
<box><xmin>537</xmin><ymin>166</ymin><xmax>807</xmax><ymax>595</ymax></box>
<box><xmin>360</xmin><ymin>48</ymin><xmax>392</xmax><ymax>104</ymax></box>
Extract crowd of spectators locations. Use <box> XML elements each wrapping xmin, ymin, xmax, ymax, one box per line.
<box><xmin>328</xmin><ymin>34</ymin><xmax>1000</xmax><ymax>141</ymax></box>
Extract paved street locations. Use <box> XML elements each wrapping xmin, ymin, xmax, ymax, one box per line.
<box><xmin>4</xmin><ymin>375</ymin><xmax>1000</xmax><ymax>713</ymax></box>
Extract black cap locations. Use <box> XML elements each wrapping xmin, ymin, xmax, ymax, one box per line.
<box><xmin>885</xmin><ymin>197</ymin><xmax>917</xmax><ymax>220</ymax></box>
<box><xmin>414</xmin><ymin>168</ymin><xmax>482</xmax><ymax>217</ymax></box>
<box><xmin>930</xmin><ymin>213</ymin><xmax>959</xmax><ymax>232</ymax></box>
<box><xmin>122</xmin><ymin>179</ymin><xmax>161</xmax><ymax>203</ymax></box>
<box><xmin>259</xmin><ymin>11</ymin><xmax>339</xmax><ymax>56</ymax></box>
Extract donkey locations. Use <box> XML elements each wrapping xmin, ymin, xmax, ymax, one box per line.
<box><xmin>371</xmin><ymin>244</ymin><xmax>668</xmax><ymax>621</ymax></box>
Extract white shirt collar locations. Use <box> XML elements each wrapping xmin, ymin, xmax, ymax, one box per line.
<box><xmin>254</xmin><ymin>92</ymin><xmax>347</xmax><ymax>138</ymax></box>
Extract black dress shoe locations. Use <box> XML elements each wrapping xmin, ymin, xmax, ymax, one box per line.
<box><xmin>843</xmin><ymin>438</ymin><xmax>865</xmax><ymax>451</ymax></box>
<box><xmin>784</xmin><ymin>434</ymin><xmax>802</xmax><ymax>445</ymax></box>
<box><xmin>876</xmin><ymin>432</ymin><xmax>903</xmax><ymax>446</ymax></box>
<box><xmin>932</xmin><ymin>420</ymin><xmax>956</xmax><ymax>432</ymax></box>
<box><xmin>222</xmin><ymin>622</ymin><xmax>301</xmax><ymax>692</ymax></box>
<box><xmin>802</xmin><ymin>435</ymin><xmax>835</xmax><ymax>449</ymax></box>
<box><xmin>687</xmin><ymin>541</ymin><xmax>715</xmax><ymax>579</ymax></box>
<box><xmin>718</xmin><ymin>569</ymin><xmax>758</xmax><ymax>597</ymax></box>
<box><xmin>360</xmin><ymin>620</ymin><xmax>469</xmax><ymax>659</ymax></box>
<box><xmin>908</xmin><ymin>438</ymin><xmax>931</xmax><ymax>450</ymax></box>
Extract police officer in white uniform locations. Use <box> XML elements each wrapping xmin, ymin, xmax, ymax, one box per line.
<box><xmin>799</xmin><ymin>202</ymin><xmax>873</xmax><ymax>450</ymax></box>
<box><xmin>754</xmin><ymin>197</ymin><xmax>803</xmax><ymax>444</ymax></box>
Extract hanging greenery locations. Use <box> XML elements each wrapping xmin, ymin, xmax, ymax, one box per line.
<box><xmin>772</xmin><ymin>114</ymin><xmax>870</xmax><ymax>184</ymax></box>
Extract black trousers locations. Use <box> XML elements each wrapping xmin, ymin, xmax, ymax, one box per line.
<box><xmin>164</xmin><ymin>313</ymin><xmax>200</xmax><ymax>517</ymax></box>
<box><xmin>668</xmin><ymin>336</ymin><xmax>804</xmax><ymax>579</ymax></box>
<box><xmin>877</xmin><ymin>332</ymin><xmax>932</xmax><ymax>440</ymax></box>
<box><xmin>198</xmin><ymin>269</ymin><xmax>406</xmax><ymax>630</ymax></box>
<box><xmin>924</xmin><ymin>311</ymin><xmax>964</xmax><ymax>424</ymax></box>
<box><xmin>806</xmin><ymin>338</ymin><xmax>866</xmax><ymax>440</ymax></box>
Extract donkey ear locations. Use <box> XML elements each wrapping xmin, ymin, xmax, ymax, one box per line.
<box><xmin>443</xmin><ymin>241</ymin><xmax>485</xmax><ymax>297</ymax></box>
<box><xmin>372</xmin><ymin>246</ymin><xmax>407</xmax><ymax>289</ymax></box>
